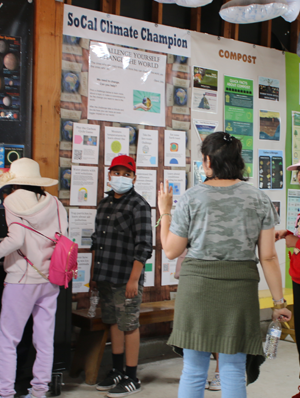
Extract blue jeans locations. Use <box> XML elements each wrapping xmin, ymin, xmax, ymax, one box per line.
<box><xmin>178</xmin><ymin>349</ymin><xmax>247</xmax><ymax>398</ymax></box>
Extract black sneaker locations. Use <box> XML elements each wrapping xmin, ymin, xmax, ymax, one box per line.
<box><xmin>96</xmin><ymin>369</ymin><xmax>124</xmax><ymax>391</ymax></box>
<box><xmin>106</xmin><ymin>376</ymin><xmax>141</xmax><ymax>397</ymax></box>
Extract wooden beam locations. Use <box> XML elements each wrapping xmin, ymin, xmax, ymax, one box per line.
<box><xmin>152</xmin><ymin>0</ymin><xmax>163</xmax><ymax>24</ymax></box>
<box><xmin>101</xmin><ymin>0</ymin><xmax>121</xmax><ymax>14</ymax></box>
<box><xmin>191</xmin><ymin>7</ymin><xmax>201</xmax><ymax>32</ymax></box>
<box><xmin>290</xmin><ymin>15</ymin><xmax>300</xmax><ymax>53</ymax></box>
<box><xmin>65</xmin><ymin>0</ymin><xmax>72</xmax><ymax>4</ymax></box>
<box><xmin>32</xmin><ymin>0</ymin><xmax>64</xmax><ymax>196</ymax></box>
<box><xmin>261</xmin><ymin>20</ymin><xmax>272</xmax><ymax>48</ymax></box>
<box><xmin>221</xmin><ymin>0</ymin><xmax>239</xmax><ymax>40</ymax></box>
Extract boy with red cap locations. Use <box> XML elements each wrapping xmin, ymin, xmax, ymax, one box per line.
<box><xmin>91</xmin><ymin>155</ymin><xmax>152</xmax><ymax>397</ymax></box>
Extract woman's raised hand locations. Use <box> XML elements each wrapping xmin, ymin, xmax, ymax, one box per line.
<box><xmin>158</xmin><ymin>180</ymin><xmax>173</xmax><ymax>215</ymax></box>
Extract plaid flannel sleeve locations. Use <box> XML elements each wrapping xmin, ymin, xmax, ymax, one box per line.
<box><xmin>132</xmin><ymin>201</ymin><xmax>152</xmax><ymax>265</ymax></box>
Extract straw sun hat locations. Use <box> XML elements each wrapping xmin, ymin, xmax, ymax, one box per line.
<box><xmin>287</xmin><ymin>160</ymin><xmax>300</xmax><ymax>171</ymax></box>
<box><xmin>0</xmin><ymin>157</ymin><xmax>58</xmax><ymax>188</ymax></box>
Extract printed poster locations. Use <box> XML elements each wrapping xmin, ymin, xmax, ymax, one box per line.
<box><xmin>192</xmin><ymin>66</ymin><xmax>218</xmax><ymax>113</ymax></box>
<box><xmin>224</xmin><ymin>75</ymin><xmax>253</xmax><ymax>177</ymax></box>
<box><xmin>258</xmin><ymin>76</ymin><xmax>279</xmax><ymax>101</ymax></box>
<box><xmin>164</xmin><ymin>169</ymin><xmax>186</xmax><ymax>207</ymax></box>
<box><xmin>193</xmin><ymin>160</ymin><xmax>206</xmax><ymax>186</ymax></box>
<box><xmin>69</xmin><ymin>208</ymin><xmax>97</xmax><ymax>248</ymax></box>
<box><xmin>259</xmin><ymin>110</ymin><xmax>280</xmax><ymax>141</ymax></box>
<box><xmin>193</xmin><ymin>119</ymin><xmax>218</xmax><ymax>142</ymax></box>
<box><xmin>105</xmin><ymin>126</ymin><xmax>129</xmax><ymax>166</ymax></box>
<box><xmin>151</xmin><ymin>209</ymin><xmax>156</xmax><ymax>246</ymax></box>
<box><xmin>72</xmin><ymin>123</ymin><xmax>100</xmax><ymax>164</ymax></box>
<box><xmin>144</xmin><ymin>250</ymin><xmax>155</xmax><ymax>287</ymax></box>
<box><xmin>135</xmin><ymin>169</ymin><xmax>157</xmax><ymax>207</ymax></box>
<box><xmin>72</xmin><ymin>253</ymin><xmax>92</xmax><ymax>293</ymax></box>
<box><xmin>291</xmin><ymin>111</ymin><xmax>300</xmax><ymax>184</ymax></box>
<box><xmin>70</xmin><ymin>165</ymin><xmax>98</xmax><ymax>206</ymax></box>
<box><xmin>258</xmin><ymin>149</ymin><xmax>284</xmax><ymax>190</ymax></box>
<box><xmin>164</xmin><ymin>130</ymin><xmax>186</xmax><ymax>167</ymax></box>
<box><xmin>161</xmin><ymin>250</ymin><xmax>178</xmax><ymax>286</ymax></box>
<box><xmin>88</xmin><ymin>42</ymin><xmax>166</xmax><ymax>126</ymax></box>
<box><xmin>287</xmin><ymin>189</ymin><xmax>300</xmax><ymax>231</ymax></box>
<box><xmin>136</xmin><ymin>129</ymin><xmax>158</xmax><ymax>167</ymax></box>
<box><xmin>0</xmin><ymin>144</ymin><xmax>23</xmax><ymax>168</ymax></box>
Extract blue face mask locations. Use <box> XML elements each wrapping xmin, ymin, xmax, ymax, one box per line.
<box><xmin>110</xmin><ymin>176</ymin><xmax>133</xmax><ymax>194</ymax></box>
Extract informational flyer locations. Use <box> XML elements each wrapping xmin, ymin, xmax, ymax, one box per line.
<box><xmin>258</xmin><ymin>76</ymin><xmax>279</xmax><ymax>101</ymax></box>
<box><xmin>88</xmin><ymin>42</ymin><xmax>166</xmax><ymax>126</ymax></box>
<box><xmin>136</xmin><ymin>129</ymin><xmax>158</xmax><ymax>167</ymax></box>
<box><xmin>164</xmin><ymin>130</ymin><xmax>186</xmax><ymax>167</ymax></box>
<box><xmin>0</xmin><ymin>144</ymin><xmax>24</xmax><ymax>168</ymax></box>
<box><xmin>70</xmin><ymin>165</ymin><xmax>98</xmax><ymax>206</ymax></box>
<box><xmin>193</xmin><ymin>119</ymin><xmax>218</xmax><ymax>143</ymax></box>
<box><xmin>259</xmin><ymin>110</ymin><xmax>280</xmax><ymax>141</ymax></box>
<box><xmin>192</xmin><ymin>66</ymin><xmax>218</xmax><ymax>113</ymax></box>
<box><xmin>105</xmin><ymin>126</ymin><xmax>129</xmax><ymax>166</ymax></box>
<box><xmin>193</xmin><ymin>160</ymin><xmax>206</xmax><ymax>186</ymax></box>
<box><xmin>0</xmin><ymin>34</ymin><xmax>21</xmax><ymax>121</ymax></box>
<box><xmin>72</xmin><ymin>253</ymin><xmax>92</xmax><ymax>293</ymax></box>
<box><xmin>151</xmin><ymin>209</ymin><xmax>156</xmax><ymax>246</ymax></box>
<box><xmin>164</xmin><ymin>169</ymin><xmax>186</xmax><ymax>207</ymax></box>
<box><xmin>161</xmin><ymin>250</ymin><xmax>179</xmax><ymax>286</ymax></box>
<box><xmin>287</xmin><ymin>189</ymin><xmax>300</xmax><ymax>231</ymax></box>
<box><xmin>258</xmin><ymin>149</ymin><xmax>284</xmax><ymax>190</ymax></box>
<box><xmin>224</xmin><ymin>76</ymin><xmax>253</xmax><ymax>177</ymax></box>
<box><xmin>69</xmin><ymin>208</ymin><xmax>97</xmax><ymax>248</ymax></box>
<box><xmin>72</xmin><ymin>123</ymin><xmax>100</xmax><ymax>164</ymax></box>
<box><xmin>104</xmin><ymin>166</ymin><xmax>112</xmax><ymax>197</ymax></box>
<box><xmin>144</xmin><ymin>250</ymin><xmax>155</xmax><ymax>288</ymax></box>
<box><xmin>291</xmin><ymin>111</ymin><xmax>300</xmax><ymax>184</ymax></box>
<box><xmin>135</xmin><ymin>169</ymin><xmax>157</xmax><ymax>207</ymax></box>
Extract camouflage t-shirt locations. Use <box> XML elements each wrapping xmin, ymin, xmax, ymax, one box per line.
<box><xmin>170</xmin><ymin>181</ymin><xmax>279</xmax><ymax>263</ymax></box>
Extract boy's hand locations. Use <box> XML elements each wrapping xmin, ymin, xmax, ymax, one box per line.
<box><xmin>126</xmin><ymin>279</ymin><xmax>138</xmax><ymax>298</ymax></box>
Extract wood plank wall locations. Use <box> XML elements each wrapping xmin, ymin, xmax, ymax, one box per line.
<box><xmin>32</xmin><ymin>0</ymin><xmax>299</xmax><ymax>335</ymax></box>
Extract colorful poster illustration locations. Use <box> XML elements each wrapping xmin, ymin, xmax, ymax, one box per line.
<box><xmin>72</xmin><ymin>253</ymin><xmax>92</xmax><ymax>293</ymax></box>
<box><xmin>161</xmin><ymin>250</ymin><xmax>178</xmax><ymax>286</ymax></box>
<box><xmin>0</xmin><ymin>144</ymin><xmax>23</xmax><ymax>168</ymax></box>
<box><xmin>164</xmin><ymin>130</ymin><xmax>186</xmax><ymax>167</ymax></box>
<box><xmin>105</xmin><ymin>126</ymin><xmax>129</xmax><ymax>166</ymax></box>
<box><xmin>193</xmin><ymin>160</ymin><xmax>206</xmax><ymax>186</ymax></box>
<box><xmin>69</xmin><ymin>209</ymin><xmax>97</xmax><ymax>249</ymax></box>
<box><xmin>259</xmin><ymin>110</ymin><xmax>280</xmax><ymax>141</ymax></box>
<box><xmin>258</xmin><ymin>76</ymin><xmax>279</xmax><ymax>101</ymax></box>
<box><xmin>72</xmin><ymin>123</ymin><xmax>100</xmax><ymax>164</ymax></box>
<box><xmin>144</xmin><ymin>250</ymin><xmax>155</xmax><ymax>287</ymax></box>
<box><xmin>0</xmin><ymin>35</ymin><xmax>21</xmax><ymax>121</ymax></box>
<box><xmin>224</xmin><ymin>76</ymin><xmax>253</xmax><ymax>177</ymax></box>
<box><xmin>88</xmin><ymin>42</ymin><xmax>166</xmax><ymax>126</ymax></box>
<box><xmin>192</xmin><ymin>66</ymin><xmax>218</xmax><ymax>113</ymax></box>
<box><xmin>135</xmin><ymin>169</ymin><xmax>157</xmax><ymax>207</ymax></box>
<box><xmin>70</xmin><ymin>165</ymin><xmax>98</xmax><ymax>206</ymax></box>
<box><xmin>193</xmin><ymin>119</ymin><xmax>218</xmax><ymax>142</ymax></box>
<box><xmin>164</xmin><ymin>170</ymin><xmax>186</xmax><ymax>207</ymax></box>
<box><xmin>287</xmin><ymin>189</ymin><xmax>300</xmax><ymax>231</ymax></box>
<box><xmin>258</xmin><ymin>149</ymin><xmax>284</xmax><ymax>190</ymax></box>
<box><xmin>136</xmin><ymin>129</ymin><xmax>158</xmax><ymax>167</ymax></box>
<box><xmin>291</xmin><ymin>111</ymin><xmax>300</xmax><ymax>184</ymax></box>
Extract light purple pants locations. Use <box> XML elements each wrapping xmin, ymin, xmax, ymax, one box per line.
<box><xmin>0</xmin><ymin>282</ymin><xmax>59</xmax><ymax>398</ymax></box>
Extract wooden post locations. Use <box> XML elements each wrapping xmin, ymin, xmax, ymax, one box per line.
<box><xmin>101</xmin><ymin>0</ymin><xmax>121</xmax><ymax>14</ymax></box>
<box><xmin>32</xmin><ymin>0</ymin><xmax>64</xmax><ymax>196</ymax></box>
<box><xmin>290</xmin><ymin>15</ymin><xmax>300</xmax><ymax>54</ymax></box>
<box><xmin>152</xmin><ymin>0</ymin><xmax>163</xmax><ymax>24</ymax></box>
<box><xmin>221</xmin><ymin>0</ymin><xmax>239</xmax><ymax>40</ymax></box>
<box><xmin>191</xmin><ymin>7</ymin><xmax>201</xmax><ymax>32</ymax></box>
<box><xmin>261</xmin><ymin>20</ymin><xmax>272</xmax><ymax>48</ymax></box>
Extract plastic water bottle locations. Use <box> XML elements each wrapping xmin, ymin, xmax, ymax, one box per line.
<box><xmin>87</xmin><ymin>289</ymin><xmax>99</xmax><ymax>318</ymax></box>
<box><xmin>264</xmin><ymin>319</ymin><xmax>282</xmax><ymax>359</ymax></box>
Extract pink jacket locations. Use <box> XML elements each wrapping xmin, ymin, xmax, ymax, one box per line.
<box><xmin>0</xmin><ymin>189</ymin><xmax>68</xmax><ymax>284</ymax></box>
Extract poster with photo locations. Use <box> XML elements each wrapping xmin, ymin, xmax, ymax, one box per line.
<box><xmin>72</xmin><ymin>253</ymin><xmax>92</xmax><ymax>293</ymax></box>
<box><xmin>193</xmin><ymin>160</ymin><xmax>206</xmax><ymax>186</ymax></box>
<box><xmin>193</xmin><ymin>119</ymin><xmax>218</xmax><ymax>143</ymax></box>
<box><xmin>0</xmin><ymin>35</ymin><xmax>21</xmax><ymax>121</ymax></box>
<box><xmin>0</xmin><ymin>144</ymin><xmax>23</xmax><ymax>168</ymax></box>
<box><xmin>258</xmin><ymin>77</ymin><xmax>279</xmax><ymax>101</ymax></box>
<box><xmin>69</xmin><ymin>208</ymin><xmax>97</xmax><ymax>248</ymax></box>
<box><xmin>164</xmin><ymin>170</ymin><xmax>186</xmax><ymax>207</ymax></box>
<box><xmin>192</xmin><ymin>66</ymin><xmax>218</xmax><ymax>113</ymax></box>
<box><xmin>259</xmin><ymin>110</ymin><xmax>280</xmax><ymax>141</ymax></box>
<box><xmin>70</xmin><ymin>165</ymin><xmax>98</xmax><ymax>206</ymax></box>
<box><xmin>72</xmin><ymin>122</ymin><xmax>100</xmax><ymax>164</ymax></box>
<box><xmin>258</xmin><ymin>149</ymin><xmax>284</xmax><ymax>190</ymax></box>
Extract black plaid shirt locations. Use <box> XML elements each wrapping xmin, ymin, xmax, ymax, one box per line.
<box><xmin>91</xmin><ymin>188</ymin><xmax>152</xmax><ymax>285</ymax></box>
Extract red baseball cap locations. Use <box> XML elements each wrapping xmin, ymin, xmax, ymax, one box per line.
<box><xmin>108</xmin><ymin>155</ymin><xmax>136</xmax><ymax>173</ymax></box>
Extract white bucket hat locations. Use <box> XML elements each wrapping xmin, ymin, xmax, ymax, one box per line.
<box><xmin>0</xmin><ymin>157</ymin><xmax>58</xmax><ymax>188</ymax></box>
<box><xmin>287</xmin><ymin>160</ymin><xmax>300</xmax><ymax>171</ymax></box>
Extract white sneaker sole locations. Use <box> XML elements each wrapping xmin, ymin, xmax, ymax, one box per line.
<box><xmin>107</xmin><ymin>387</ymin><xmax>141</xmax><ymax>397</ymax></box>
<box><xmin>96</xmin><ymin>384</ymin><xmax>116</xmax><ymax>391</ymax></box>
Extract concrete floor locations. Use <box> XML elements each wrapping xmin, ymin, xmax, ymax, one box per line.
<box><xmin>30</xmin><ymin>338</ymin><xmax>299</xmax><ymax>398</ymax></box>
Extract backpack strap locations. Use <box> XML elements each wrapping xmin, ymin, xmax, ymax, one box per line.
<box><xmin>17</xmin><ymin>249</ymin><xmax>48</xmax><ymax>281</ymax></box>
<box><xmin>9</xmin><ymin>222</ymin><xmax>56</xmax><ymax>244</ymax></box>
<box><xmin>54</xmin><ymin>197</ymin><xmax>62</xmax><ymax>234</ymax></box>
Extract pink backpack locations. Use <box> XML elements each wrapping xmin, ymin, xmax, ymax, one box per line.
<box><xmin>10</xmin><ymin>198</ymin><xmax>78</xmax><ymax>288</ymax></box>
